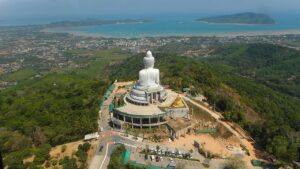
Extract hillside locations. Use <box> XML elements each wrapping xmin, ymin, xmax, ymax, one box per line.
<box><xmin>0</xmin><ymin>49</ymin><xmax>129</xmax><ymax>168</ymax></box>
<box><xmin>0</xmin><ymin>73</ymin><xmax>107</xmax><ymax>168</ymax></box>
<box><xmin>110</xmin><ymin>52</ymin><xmax>300</xmax><ymax>162</ymax></box>
<box><xmin>206</xmin><ymin>43</ymin><xmax>300</xmax><ymax>98</ymax></box>
<box><xmin>197</xmin><ymin>12</ymin><xmax>275</xmax><ymax>25</ymax></box>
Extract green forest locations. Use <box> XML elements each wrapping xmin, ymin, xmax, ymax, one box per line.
<box><xmin>109</xmin><ymin>48</ymin><xmax>300</xmax><ymax>163</ymax></box>
<box><xmin>0</xmin><ymin>73</ymin><xmax>108</xmax><ymax>168</ymax></box>
<box><xmin>207</xmin><ymin>43</ymin><xmax>300</xmax><ymax>98</ymax></box>
<box><xmin>0</xmin><ymin>48</ymin><xmax>128</xmax><ymax>168</ymax></box>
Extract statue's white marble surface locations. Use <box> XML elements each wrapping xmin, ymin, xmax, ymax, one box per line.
<box><xmin>137</xmin><ymin>51</ymin><xmax>160</xmax><ymax>89</ymax></box>
<box><xmin>127</xmin><ymin>51</ymin><xmax>167</xmax><ymax>105</ymax></box>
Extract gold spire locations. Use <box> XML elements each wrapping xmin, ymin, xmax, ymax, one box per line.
<box><xmin>172</xmin><ymin>95</ymin><xmax>184</xmax><ymax>108</ymax></box>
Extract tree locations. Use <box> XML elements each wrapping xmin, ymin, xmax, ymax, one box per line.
<box><xmin>107</xmin><ymin>145</ymin><xmax>126</xmax><ymax>169</ymax></box>
<box><xmin>61</xmin><ymin>145</ymin><xmax>67</xmax><ymax>153</ymax></box>
<box><xmin>32</xmin><ymin>127</ymin><xmax>47</xmax><ymax>146</ymax></box>
<box><xmin>224</xmin><ymin>158</ymin><xmax>246</xmax><ymax>169</ymax></box>
<box><xmin>59</xmin><ymin>157</ymin><xmax>78</xmax><ymax>169</ymax></box>
<box><xmin>266</xmin><ymin>136</ymin><xmax>289</xmax><ymax>159</ymax></box>
<box><xmin>33</xmin><ymin>144</ymin><xmax>51</xmax><ymax>165</ymax></box>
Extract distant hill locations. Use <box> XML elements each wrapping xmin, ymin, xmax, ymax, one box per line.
<box><xmin>197</xmin><ymin>12</ymin><xmax>275</xmax><ymax>25</ymax></box>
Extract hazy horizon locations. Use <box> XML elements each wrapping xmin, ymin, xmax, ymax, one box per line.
<box><xmin>1</xmin><ymin>0</ymin><xmax>300</xmax><ymax>20</ymax></box>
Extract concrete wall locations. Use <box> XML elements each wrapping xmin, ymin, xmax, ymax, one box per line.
<box><xmin>165</xmin><ymin>108</ymin><xmax>189</xmax><ymax>118</ymax></box>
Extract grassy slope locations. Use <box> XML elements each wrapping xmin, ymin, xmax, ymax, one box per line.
<box><xmin>0</xmin><ymin>68</ymin><xmax>37</xmax><ymax>82</ymax></box>
<box><xmin>66</xmin><ymin>48</ymin><xmax>129</xmax><ymax>79</ymax></box>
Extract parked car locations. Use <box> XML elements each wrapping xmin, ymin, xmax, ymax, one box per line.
<box><xmin>169</xmin><ymin>158</ymin><xmax>174</xmax><ymax>163</ymax></box>
<box><xmin>177</xmin><ymin>154</ymin><xmax>183</xmax><ymax>158</ymax></box>
<box><xmin>144</xmin><ymin>154</ymin><xmax>148</xmax><ymax>160</ymax></box>
<box><xmin>165</xmin><ymin>151</ymin><xmax>171</xmax><ymax>155</ymax></box>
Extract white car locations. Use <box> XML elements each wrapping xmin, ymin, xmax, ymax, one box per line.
<box><xmin>169</xmin><ymin>158</ymin><xmax>174</xmax><ymax>163</ymax></box>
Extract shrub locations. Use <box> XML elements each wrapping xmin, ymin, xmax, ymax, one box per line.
<box><xmin>61</xmin><ymin>145</ymin><xmax>67</xmax><ymax>153</ymax></box>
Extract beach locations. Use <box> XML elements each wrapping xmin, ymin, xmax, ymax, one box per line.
<box><xmin>43</xmin><ymin>26</ymin><xmax>300</xmax><ymax>38</ymax></box>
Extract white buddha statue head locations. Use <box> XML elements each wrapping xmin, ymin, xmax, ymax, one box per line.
<box><xmin>144</xmin><ymin>51</ymin><xmax>155</xmax><ymax>69</ymax></box>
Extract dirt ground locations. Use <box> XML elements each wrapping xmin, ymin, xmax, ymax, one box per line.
<box><xmin>115</xmin><ymin>81</ymin><xmax>134</xmax><ymax>88</ymax></box>
<box><xmin>161</xmin><ymin>133</ymin><xmax>241</xmax><ymax>157</ymax></box>
<box><xmin>48</xmin><ymin>139</ymin><xmax>98</xmax><ymax>167</ymax></box>
<box><xmin>161</xmin><ymin>132</ymin><xmax>260</xmax><ymax>169</ymax></box>
<box><xmin>22</xmin><ymin>139</ymin><xmax>98</xmax><ymax>168</ymax></box>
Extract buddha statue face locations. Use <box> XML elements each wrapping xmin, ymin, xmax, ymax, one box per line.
<box><xmin>144</xmin><ymin>51</ymin><xmax>155</xmax><ymax>69</ymax></box>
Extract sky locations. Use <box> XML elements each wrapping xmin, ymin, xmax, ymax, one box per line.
<box><xmin>0</xmin><ymin>0</ymin><xmax>300</xmax><ymax>20</ymax></box>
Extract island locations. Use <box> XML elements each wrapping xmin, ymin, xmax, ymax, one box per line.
<box><xmin>197</xmin><ymin>12</ymin><xmax>275</xmax><ymax>25</ymax></box>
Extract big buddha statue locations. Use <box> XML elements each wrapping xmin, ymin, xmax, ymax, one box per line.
<box><xmin>126</xmin><ymin>51</ymin><xmax>167</xmax><ymax>105</ymax></box>
<box><xmin>138</xmin><ymin>51</ymin><xmax>160</xmax><ymax>89</ymax></box>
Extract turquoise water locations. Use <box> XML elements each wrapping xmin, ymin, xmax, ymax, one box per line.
<box><xmin>47</xmin><ymin>14</ymin><xmax>300</xmax><ymax>38</ymax></box>
<box><xmin>3</xmin><ymin>14</ymin><xmax>300</xmax><ymax>38</ymax></box>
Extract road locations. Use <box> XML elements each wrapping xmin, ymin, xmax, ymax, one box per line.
<box><xmin>90</xmin><ymin>131</ymin><xmax>209</xmax><ymax>169</ymax></box>
<box><xmin>89</xmin><ymin>87</ymin><xmax>116</xmax><ymax>169</ymax></box>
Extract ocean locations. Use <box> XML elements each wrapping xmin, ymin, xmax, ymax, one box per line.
<box><xmin>3</xmin><ymin>13</ymin><xmax>300</xmax><ymax>38</ymax></box>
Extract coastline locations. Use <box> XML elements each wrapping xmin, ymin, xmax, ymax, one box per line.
<box><xmin>42</xmin><ymin>27</ymin><xmax>300</xmax><ymax>38</ymax></box>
